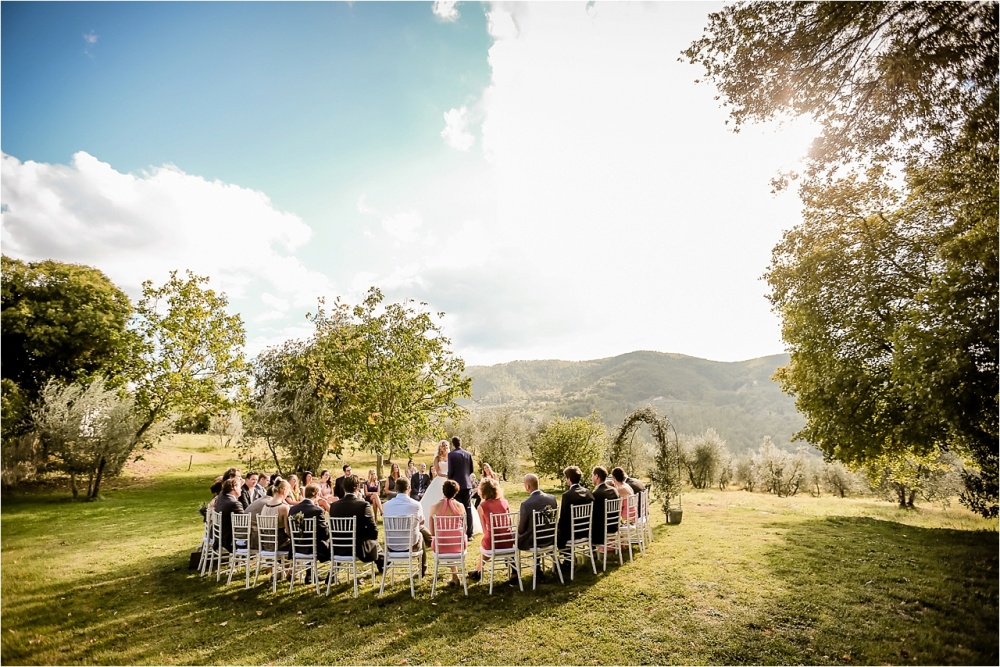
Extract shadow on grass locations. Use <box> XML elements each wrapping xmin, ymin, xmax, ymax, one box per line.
<box><xmin>723</xmin><ymin>516</ymin><xmax>999</xmax><ymax>666</ymax></box>
<box><xmin>1</xmin><ymin>538</ymin><xmax>604</xmax><ymax>665</ymax></box>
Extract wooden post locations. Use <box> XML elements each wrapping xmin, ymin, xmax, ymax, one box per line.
<box><xmin>188</xmin><ymin>455</ymin><xmax>193</xmax><ymax>471</ymax></box>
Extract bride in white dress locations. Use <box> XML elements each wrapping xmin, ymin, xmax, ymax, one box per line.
<box><xmin>421</xmin><ymin>440</ymin><xmax>483</xmax><ymax>535</ymax></box>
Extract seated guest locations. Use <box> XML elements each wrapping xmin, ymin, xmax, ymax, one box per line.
<box><xmin>410</xmin><ymin>463</ymin><xmax>431</xmax><ymax>500</ymax></box>
<box><xmin>611</xmin><ymin>467</ymin><xmax>637</xmax><ymax>521</ymax></box>
<box><xmin>246</xmin><ymin>485</ymin><xmax>273</xmax><ymax>549</ymax></box>
<box><xmin>557</xmin><ymin>466</ymin><xmax>594</xmax><ymax>551</ymax></box>
<box><xmin>240</xmin><ymin>472</ymin><xmax>265</xmax><ymax>508</ymax></box>
<box><xmin>287</xmin><ymin>474</ymin><xmax>303</xmax><ymax>503</ymax></box>
<box><xmin>261</xmin><ymin>480</ymin><xmax>292</xmax><ymax>551</ymax></box>
<box><xmin>289</xmin><ymin>483</ymin><xmax>331</xmax><ymax>564</ymax></box>
<box><xmin>364</xmin><ymin>470</ymin><xmax>384</xmax><ymax>520</ymax></box>
<box><xmin>328</xmin><ymin>474</ymin><xmax>384</xmax><ymax>571</ymax></box>
<box><xmin>406</xmin><ymin>459</ymin><xmax>418</xmax><ymax>481</ymax></box>
<box><xmin>622</xmin><ymin>469</ymin><xmax>645</xmax><ymax>517</ymax></box>
<box><xmin>471</xmin><ymin>477</ymin><xmax>512</xmax><ymax>582</ymax></box>
<box><xmin>215</xmin><ymin>478</ymin><xmax>246</xmax><ymax>553</ymax></box>
<box><xmin>428</xmin><ymin>479</ymin><xmax>466</xmax><ymax>587</ymax></box>
<box><xmin>382</xmin><ymin>463</ymin><xmax>402</xmax><ymax>501</ymax></box>
<box><xmin>516</xmin><ymin>473</ymin><xmax>557</xmax><ymax>551</ymax></box>
<box><xmin>334</xmin><ymin>464</ymin><xmax>352</xmax><ymax>499</ymax></box>
<box><xmin>302</xmin><ymin>470</ymin><xmax>314</xmax><ymax>488</ymax></box>
<box><xmin>591</xmin><ymin>466</ymin><xmax>619</xmax><ymax>546</ymax></box>
<box><xmin>382</xmin><ymin>477</ymin><xmax>432</xmax><ymax>576</ymax></box>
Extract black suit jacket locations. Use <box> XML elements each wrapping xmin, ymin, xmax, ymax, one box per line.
<box><xmin>289</xmin><ymin>498</ymin><xmax>331</xmax><ymax>562</ymax></box>
<box><xmin>334</xmin><ymin>475</ymin><xmax>348</xmax><ymax>499</ymax></box>
<box><xmin>327</xmin><ymin>494</ymin><xmax>380</xmax><ymax>562</ymax></box>
<box><xmin>557</xmin><ymin>484</ymin><xmax>595</xmax><ymax>548</ymax></box>
<box><xmin>410</xmin><ymin>472</ymin><xmax>431</xmax><ymax>499</ymax></box>
<box><xmin>447</xmin><ymin>447</ymin><xmax>474</xmax><ymax>490</ymax></box>
<box><xmin>214</xmin><ymin>493</ymin><xmax>245</xmax><ymax>553</ymax></box>
<box><xmin>626</xmin><ymin>477</ymin><xmax>645</xmax><ymax>516</ymax></box>
<box><xmin>591</xmin><ymin>482</ymin><xmax>620</xmax><ymax>545</ymax></box>
<box><xmin>517</xmin><ymin>490</ymin><xmax>558</xmax><ymax>550</ymax></box>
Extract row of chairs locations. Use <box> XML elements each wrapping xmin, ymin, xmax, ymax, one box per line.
<box><xmin>198</xmin><ymin>488</ymin><xmax>653</xmax><ymax>599</ymax></box>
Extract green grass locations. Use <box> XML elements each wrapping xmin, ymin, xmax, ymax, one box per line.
<box><xmin>2</xmin><ymin>436</ymin><xmax>997</xmax><ymax>665</ymax></box>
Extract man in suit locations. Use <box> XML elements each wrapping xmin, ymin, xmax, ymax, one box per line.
<box><xmin>327</xmin><ymin>474</ymin><xmax>384</xmax><ymax>571</ymax></box>
<box><xmin>447</xmin><ymin>436</ymin><xmax>475</xmax><ymax>539</ymax></box>
<box><xmin>556</xmin><ymin>465</ymin><xmax>594</xmax><ymax>550</ymax></box>
<box><xmin>410</xmin><ymin>463</ymin><xmax>431</xmax><ymax>500</ymax></box>
<box><xmin>333</xmin><ymin>463</ymin><xmax>352</xmax><ymax>500</ymax></box>
<box><xmin>590</xmin><ymin>466</ymin><xmax>620</xmax><ymax>546</ymax></box>
<box><xmin>214</xmin><ymin>478</ymin><xmax>246</xmax><ymax>553</ymax></box>
<box><xmin>516</xmin><ymin>473</ymin><xmax>558</xmax><ymax>551</ymax></box>
<box><xmin>239</xmin><ymin>472</ymin><xmax>265</xmax><ymax>508</ymax></box>
<box><xmin>289</xmin><ymin>483</ymin><xmax>331</xmax><ymax>564</ymax></box>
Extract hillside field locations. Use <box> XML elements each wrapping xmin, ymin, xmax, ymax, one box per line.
<box><xmin>1</xmin><ymin>435</ymin><xmax>997</xmax><ymax>665</ymax></box>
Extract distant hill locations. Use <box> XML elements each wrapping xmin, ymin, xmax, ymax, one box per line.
<box><xmin>465</xmin><ymin>351</ymin><xmax>807</xmax><ymax>454</ymax></box>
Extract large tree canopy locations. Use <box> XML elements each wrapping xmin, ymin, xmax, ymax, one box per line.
<box><xmin>306</xmin><ymin>287</ymin><xmax>471</xmax><ymax>478</ymax></box>
<box><xmin>686</xmin><ymin>2</ymin><xmax>998</xmax><ymax>517</ymax></box>
<box><xmin>1</xmin><ymin>256</ymin><xmax>135</xmax><ymax>400</ymax></box>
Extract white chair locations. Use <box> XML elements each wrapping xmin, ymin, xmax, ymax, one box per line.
<box><xmin>430</xmin><ymin>514</ymin><xmax>468</xmax><ymax>597</ymax></box>
<box><xmin>327</xmin><ymin>516</ymin><xmax>377</xmax><ymax>598</ymax></box>
<box><xmin>287</xmin><ymin>515</ymin><xmax>320</xmax><ymax>594</ymax></box>
<box><xmin>380</xmin><ymin>515</ymin><xmax>423</xmax><ymax>598</ymax></box>
<box><xmin>640</xmin><ymin>487</ymin><xmax>654</xmax><ymax>543</ymax></box>
<box><xmin>561</xmin><ymin>503</ymin><xmax>597</xmax><ymax>580</ymax></box>
<box><xmin>207</xmin><ymin>510</ymin><xmax>231</xmax><ymax>581</ymax></box>
<box><xmin>595</xmin><ymin>497</ymin><xmax>624</xmax><ymax>571</ymax></box>
<box><xmin>253</xmin><ymin>513</ymin><xmax>290</xmax><ymax>593</ymax></box>
<box><xmin>481</xmin><ymin>510</ymin><xmax>522</xmax><ymax>594</ymax></box>
<box><xmin>198</xmin><ymin>511</ymin><xmax>215</xmax><ymax>577</ymax></box>
<box><xmin>620</xmin><ymin>493</ymin><xmax>646</xmax><ymax>561</ymax></box>
<box><xmin>520</xmin><ymin>507</ymin><xmax>564</xmax><ymax>590</ymax></box>
<box><xmin>226</xmin><ymin>513</ymin><xmax>256</xmax><ymax>588</ymax></box>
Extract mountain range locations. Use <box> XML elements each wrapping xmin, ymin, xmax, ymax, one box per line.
<box><xmin>465</xmin><ymin>350</ymin><xmax>807</xmax><ymax>454</ymax></box>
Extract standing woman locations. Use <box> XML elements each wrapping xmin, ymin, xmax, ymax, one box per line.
<box><xmin>364</xmin><ymin>469</ymin><xmax>384</xmax><ymax>520</ymax></box>
<box><xmin>383</xmin><ymin>463</ymin><xmax>402</xmax><ymax>501</ymax></box>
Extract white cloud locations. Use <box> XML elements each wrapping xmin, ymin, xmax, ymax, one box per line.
<box><xmin>432</xmin><ymin>1</ymin><xmax>460</xmax><ymax>23</ymax></box>
<box><xmin>441</xmin><ymin>106</ymin><xmax>475</xmax><ymax>151</ymax></box>
<box><xmin>0</xmin><ymin>151</ymin><xmax>334</xmax><ymax>328</ymax></box>
<box><xmin>381</xmin><ymin>211</ymin><xmax>423</xmax><ymax>245</ymax></box>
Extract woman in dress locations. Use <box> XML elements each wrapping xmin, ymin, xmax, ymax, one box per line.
<box><xmin>471</xmin><ymin>477</ymin><xmax>511</xmax><ymax>581</ymax></box>
<box><xmin>261</xmin><ymin>480</ymin><xmax>292</xmax><ymax>551</ymax></box>
<box><xmin>428</xmin><ymin>479</ymin><xmax>467</xmax><ymax>586</ymax></box>
<box><xmin>420</xmin><ymin>441</ymin><xmax>483</xmax><ymax>535</ymax></box>
<box><xmin>382</xmin><ymin>463</ymin><xmax>402</xmax><ymax>500</ymax></box>
<box><xmin>472</xmin><ymin>462</ymin><xmax>500</xmax><ymax>508</ymax></box>
<box><xmin>364</xmin><ymin>469</ymin><xmax>384</xmax><ymax>520</ymax></box>
<box><xmin>286</xmin><ymin>474</ymin><xmax>303</xmax><ymax>503</ymax></box>
<box><xmin>610</xmin><ymin>467</ymin><xmax>637</xmax><ymax>522</ymax></box>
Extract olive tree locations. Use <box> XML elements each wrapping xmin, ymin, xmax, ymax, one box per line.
<box><xmin>530</xmin><ymin>412</ymin><xmax>606</xmax><ymax>482</ymax></box>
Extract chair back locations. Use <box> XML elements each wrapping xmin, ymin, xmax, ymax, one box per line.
<box><xmin>570</xmin><ymin>503</ymin><xmax>593</xmax><ymax>542</ymax></box>
<box><xmin>623</xmin><ymin>492</ymin><xmax>639</xmax><ymax>524</ymax></box>
<box><xmin>489</xmin><ymin>510</ymin><xmax>517</xmax><ymax>551</ymax></box>
<box><xmin>604</xmin><ymin>497</ymin><xmax>622</xmax><ymax>540</ymax></box>
<box><xmin>211</xmin><ymin>510</ymin><xmax>223</xmax><ymax>548</ymax></box>
<box><xmin>289</xmin><ymin>515</ymin><xmax>317</xmax><ymax>555</ymax></box>
<box><xmin>432</xmin><ymin>514</ymin><xmax>466</xmax><ymax>555</ymax></box>
<box><xmin>255</xmin><ymin>513</ymin><xmax>283</xmax><ymax>552</ymax></box>
<box><xmin>329</xmin><ymin>515</ymin><xmax>358</xmax><ymax>559</ymax></box>
<box><xmin>640</xmin><ymin>488</ymin><xmax>650</xmax><ymax>518</ymax></box>
<box><xmin>531</xmin><ymin>507</ymin><xmax>558</xmax><ymax>549</ymax></box>
<box><xmin>231</xmin><ymin>513</ymin><xmax>252</xmax><ymax>549</ymax></box>
<box><xmin>384</xmin><ymin>515</ymin><xmax>416</xmax><ymax>553</ymax></box>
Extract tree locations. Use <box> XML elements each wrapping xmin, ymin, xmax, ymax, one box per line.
<box><xmin>31</xmin><ymin>376</ymin><xmax>145</xmax><ymax>499</ymax></box>
<box><xmin>530</xmin><ymin>412</ymin><xmax>607</xmax><ymax>482</ymax></box>
<box><xmin>865</xmin><ymin>450</ymin><xmax>965</xmax><ymax>511</ymax></box>
<box><xmin>129</xmin><ymin>270</ymin><xmax>248</xmax><ymax>447</ymax></box>
<box><xmin>679</xmin><ymin>428</ymin><xmax>729</xmax><ymax>490</ymax></box>
<box><xmin>244</xmin><ymin>340</ymin><xmax>341</xmax><ymax>475</ymax></box>
<box><xmin>458</xmin><ymin>407</ymin><xmax>533</xmax><ymax>481</ymax></box>
<box><xmin>306</xmin><ymin>287</ymin><xmax>471</xmax><ymax>478</ymax></box>
<box><xmin>686</xmin><ymin>2</ymin><xmax>998</xmax><ymax>517</ymax></box>
<box><xmin>209</xmin><ymin>407</ymin><xmax>243</xmax><ymax>448</ymax></box>
<box><xmin>1</xmin><ymin>256</ymin><xmax>136</xmax><ymax>451</ymax></box>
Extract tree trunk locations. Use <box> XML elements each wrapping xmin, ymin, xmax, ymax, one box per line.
<box><xmin>907</xmin><ymin>488</ymin><xmax>917</xmax><ymax>508</ymax></box>
<box><xmin>376</xmin><ymin>451</ymin><xmax>384</xmax><ymax>480</ymax></box>
<box><xmin>70</xmin><ymin>471</ymin><xmax>79</xmax><ymax>500</ymax></box>
<box><xmin>89</xmin><ymin>456</ymin><xmax>107</xmax><ymax>500</ymax></box>
<box><xmin>896</xmin><ymin>484</ymin><xmax>907</xmax><ymax>509</ymax></box>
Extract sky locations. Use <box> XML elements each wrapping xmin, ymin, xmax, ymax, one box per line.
<box><xmin>1</xmin><ymin>1</ymin><xmax>817</xmax><ymax>367</ymax></box>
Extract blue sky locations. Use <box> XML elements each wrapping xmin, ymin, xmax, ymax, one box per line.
<box><xmin>2</xmin><ymin>1</ymin><xmax>817</xmax><ymax>366</ymax></box>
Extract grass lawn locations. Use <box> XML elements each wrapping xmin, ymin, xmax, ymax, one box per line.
<box><xmin>2</xmin><ymin>435</ymin><xmax>997</xmax><ymax>665</ymax></box>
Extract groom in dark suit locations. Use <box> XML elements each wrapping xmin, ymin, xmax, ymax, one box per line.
<box><xmin>447</xmin><ymin>436</ymin><xmax>475</xmax><ymax>540</ymax></box>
